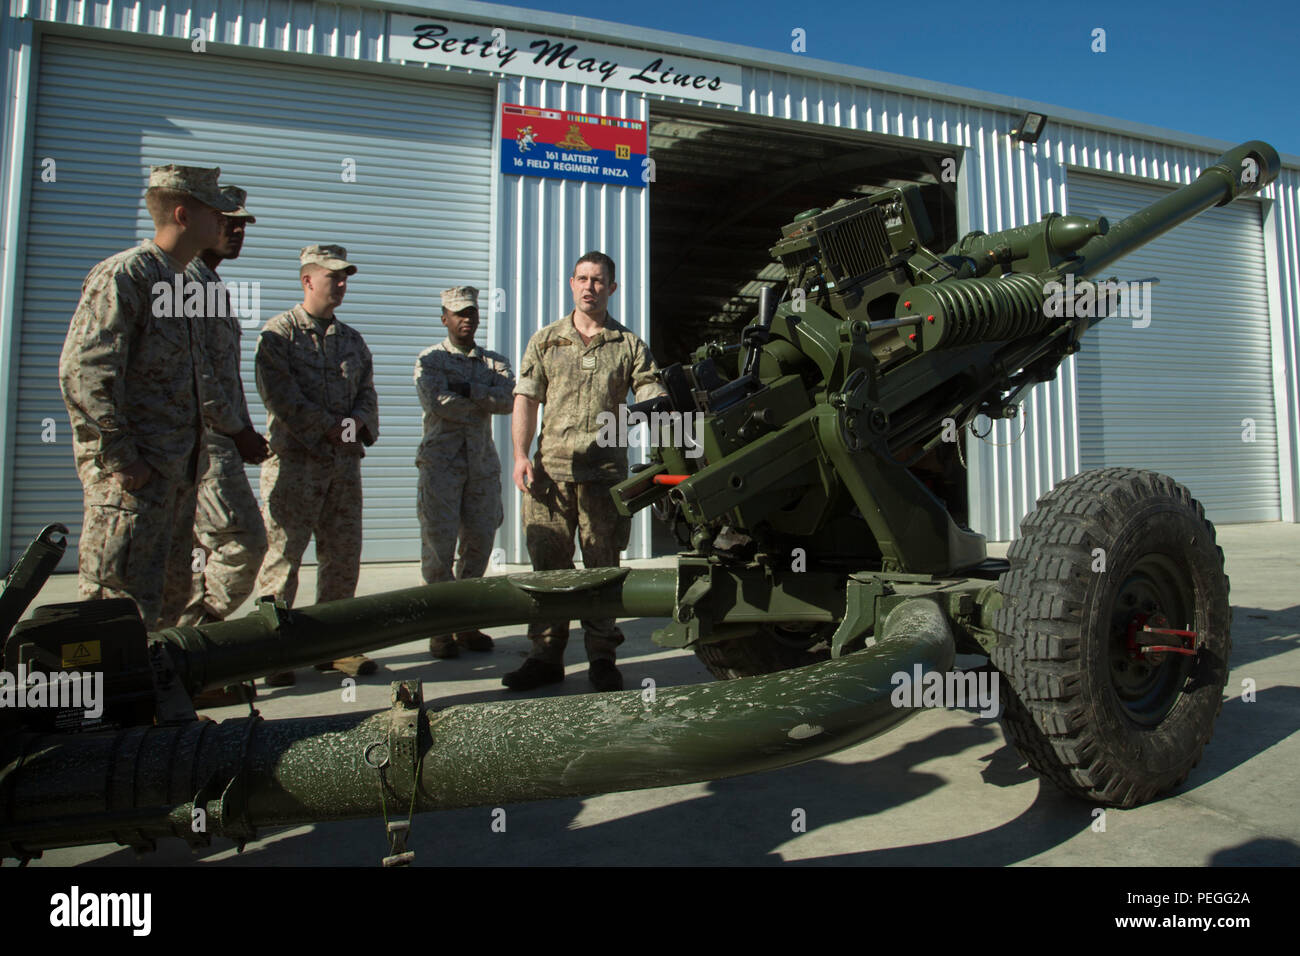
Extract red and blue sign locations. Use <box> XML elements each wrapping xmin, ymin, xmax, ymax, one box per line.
<box><xmin>501</xmin><ymin>103</ymin><xmax>647</xmax><ymax>188</ymax></box>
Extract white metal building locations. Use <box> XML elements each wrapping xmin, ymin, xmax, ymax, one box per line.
<box><xmin>2</xmin><ymin>0</ymin><xmax>1297</xmax><ymax>570</ymax></box>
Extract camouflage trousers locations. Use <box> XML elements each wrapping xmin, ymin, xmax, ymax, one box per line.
<box><xmin>416</xmin><ymin>455</ymin><xmax>502</xmax><ymax>584</ymax></box>
<box><xmin>255</xmin><ymin>449</ymin><xmax>363</xmax><ymax>607</ymax></box>
<box><xmin>172</xmin><ymin>441</ymin><xmax>267</xmax><ymax>624</ymax></box>
<box><xmin>76</xmin><ymin>470</ymin><xmax>197</xmax><ymax>632</ymax></box>
<box><xmin>522</xmin><ymin>468</ymin><xmax>630</xmax><ymax>664</ymax></box>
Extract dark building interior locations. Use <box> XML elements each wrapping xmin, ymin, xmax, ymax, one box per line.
<box><xmin>647</xmin><ymin>107</ymin><xmax>962</xmax><ymax>369</ymax></box>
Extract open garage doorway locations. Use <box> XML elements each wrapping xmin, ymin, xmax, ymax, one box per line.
<box><xmin>646</xmin><ymin>107</ymin><xmax>964</xmax><ymax>553</ymax></box>
<box><xmin>648</xmin><ymin>107</ymin><xmax>961</xmax><ymax>366</ymax></box>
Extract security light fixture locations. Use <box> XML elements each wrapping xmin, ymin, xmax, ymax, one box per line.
<box><xmin>1011</xmin><ymin>112</ymin><xmax>1047</xmax><ymax>144</ymax></box>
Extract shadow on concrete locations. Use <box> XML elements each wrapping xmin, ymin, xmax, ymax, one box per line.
<box><xmin>1209</xmin><ymin>838</ymin><xmax>1300</xmax><ymax>866</ymax></box>
<box><xmin>976</xmin><ymin>726</ymin><xmax>1040</xmax><ymax>789</ymax></box>
<box><xmin>784</xmin><ymin>786</ymin><xmax>1089</xmax><ymax>866</ymax></box>
<box><xmin>1188</xmin><ymin>687</ymin><xmax>1300</xmax><ymax>785</ymax></box>
<box><xmin>237</xmin><ymin>668</ymin><xmax>388</xmax><ymax>704</ymax></box>
<box><xmin>1227</xmin><ymin>605</ymin><xmax>1300</xmax><ymax>670</ymax></box>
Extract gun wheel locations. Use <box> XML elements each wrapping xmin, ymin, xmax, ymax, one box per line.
<box><xmin>694</xmin><ymin>623</ymin><xmax>832</xmax><ymax>680</ymax></box>
<box><xmin>990</xmin><ymin>468</ymin><xmax>1231</xmax><ymax>808</ymax></box>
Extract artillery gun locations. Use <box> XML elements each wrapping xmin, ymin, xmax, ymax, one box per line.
<box><xmin>0</xmin><ymin>140</ymin><xmax>1278</xmax><ymax>863</ymax></box>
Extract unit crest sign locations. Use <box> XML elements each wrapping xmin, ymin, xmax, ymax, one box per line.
<box><xmin>501</xmin><ymin>104</ymin><xmax>647</xmax><ymax>187</ymax></box>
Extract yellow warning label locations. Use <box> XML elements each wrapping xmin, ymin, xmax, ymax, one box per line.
<box><xmin>61</xmin><ymin>640</ymin><xmax>101</xmax><ymax>668</ymax></box>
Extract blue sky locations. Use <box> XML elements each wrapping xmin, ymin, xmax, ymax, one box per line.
<box><xmin>492</xmin><ymin>0</ymin><xmax>1300</xmax><ymax>157</ymax></box>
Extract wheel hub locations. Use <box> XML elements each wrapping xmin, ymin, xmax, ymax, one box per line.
<box><xmin>1108</xmin><ymin>555</ymin><xmax>1196</xmax><ymax>726</ymax></box>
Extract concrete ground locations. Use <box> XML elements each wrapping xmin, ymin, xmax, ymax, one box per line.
<box><xmin>13</xmin><ymin>523</ymin><xmax>1300</xmax><ymax>867</ymax></box>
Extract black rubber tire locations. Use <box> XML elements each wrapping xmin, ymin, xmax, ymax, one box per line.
<box><xmin>694</xmin><ymin>625</ymin><xmax>832</xmax><ymax>680</ymax></box>
<box><xmin>990</xmin><ymin>468</ymin><xmax>1231</xmax><ymax>808</ymax></box>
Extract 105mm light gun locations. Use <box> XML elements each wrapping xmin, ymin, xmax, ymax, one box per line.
<box><xmin>615</xmin><ymin>141</ymin><xmax>1279</xmax><ymax>577</ymax></box>
<box><xmin>0</xmin><ymin>140</ymin><xmax>1279</xmax><ymax>861</ymax></box>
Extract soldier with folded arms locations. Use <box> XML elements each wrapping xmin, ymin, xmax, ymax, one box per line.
<box><xmin>414</xmin><ymin>286</ymin><xmax>515</xmax><ymax>658</ymax></box>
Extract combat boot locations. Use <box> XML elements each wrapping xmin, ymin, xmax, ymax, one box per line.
<box><xmin>429</xmin><ymin>635</ymin><xmax>460</xmax><ymax>659</ymax></box>
<box><xmin>455</xmin><ymin>630</ymin><xmax>494</xmax><ymax>652</ymax></box>
<box><xmin>588</xmin><ymin>659</ymin><xmax>623</xmax><ymax>692</ymax></box>
<box><xmin>502</xmin><ymin>658</ymin><xmax>565</xmax><ymax>691</ymax></box>
<box><xmin>318</xmin><ymin>655</ymin><xmax>377</xmax><ymax>677</ymax></box>
<box><xmin>194</xmin><ymin>683</ymin><xmax>257</xmax><ymax>707</ymax></box>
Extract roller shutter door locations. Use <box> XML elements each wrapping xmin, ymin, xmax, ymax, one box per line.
<box><xmin>1068</xmin><ymin>171</ymin><xmax>1279</xmax><ymax>522</ymax></box>
<box><xmin>10</xmin><ymin>35</ymin><xmax>493</xmax><ymax>566</ymax></box>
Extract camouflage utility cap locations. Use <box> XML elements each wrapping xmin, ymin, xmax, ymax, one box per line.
<box><xmin>221</xmin><ymin>185</ymin><xmax>256</xmax><ymax>223</ymax></box>
<box><xmin>300</xmin><ymin>244</ymin><xmax>357</xmax><ymax>274</ymax></box>
<box><xmin>148</xmin><ymin>164</ymin><xmax>239</xmax><ymax>212</ymax></box>
<box><xmin>442</xmin><ymin>286</ymin><xmax>478</xmax><ymax>312</ymax></box>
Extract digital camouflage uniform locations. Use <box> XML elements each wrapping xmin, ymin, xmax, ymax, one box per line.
<box><xmin>173</xmin><ymin>256</ymin><xmax>268</xmax><ymax>624</ymax></box>
<box><xmin>59</xmin><ymin>239</ymin><xmax>212</xmax><ymax>631</ymax></box>
<box><xmin>254</xmin><ymin>304</ymin><xmax>379</xmax><ymax>607</ymax></box>
<box><xmin>414</xmin><ymin>338</ymin><xmax>515</xmax><ymax>583</ymax></box>
<box><xmin>515</xmin><ymin>311</ymin><xmax>664</xmax><ymax>664</ymax></box>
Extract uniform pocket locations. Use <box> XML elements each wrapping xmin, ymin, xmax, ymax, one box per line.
<box><xmin>147</xmin><ymin>308</ymin><xmax>193</xmax><ymax>350</ymax></box>
<box><xmin>197</xmin><ymin>472</ymin><xmax>264</xmax><ymax>537</ymax></box>
<box><xmin>83</xmin><ymin>506</ymin><xmax>139</xmax><ymax>594</ymax></box>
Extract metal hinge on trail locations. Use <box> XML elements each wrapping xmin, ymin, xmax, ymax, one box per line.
<box><xmin>365</xmin><ymin>680</ymin><xmax>424</xmax><ymax>866</ymax></box>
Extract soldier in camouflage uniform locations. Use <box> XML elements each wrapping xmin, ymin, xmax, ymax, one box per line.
<box><xmin>507</xmin><ymin>251</ymin><xmax>664</xmax><ymax>692</ymax></box>
<box><xmin>416</xmin><ymin>286</ymin><xmax>515</xmax><ymax>658</ymax></box>
<box><xmin>158</xmin><ymin>186</ymin><xmax>271</xmax><ymax>707</ymax></box>
<box><xmin>59</xmin><ymin>165</ymin><xmax>238</xmax><ymax>631</ymax></box>
<box><xmin>254</xmin><ymin>245</ymin><xmax>380</xmax><ymax>683</ymax></box>
<box><xmin>165</xmin><ymin>186</ymin><xmax>271</xmax><ymax>631</ymax></box>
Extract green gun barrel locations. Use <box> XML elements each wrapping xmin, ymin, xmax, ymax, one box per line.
<box><xmin>0</xmin><ymin>598</ymin><xmax>954</xmax><ymax>856</ymax></box>
<box><xmin>1068</xmin><ymin>140</ymin><xmax>1280</xmax><ymax>279</ymax></box>
<box><xmin>158</xmin><ymin>568</ymin><xmax>677</xmax><ymax>695</ymax></box>
<box><xmin>902</xmin><ymin>140</ymin><xmax>1281</xmax><ymax>350</ymax></box>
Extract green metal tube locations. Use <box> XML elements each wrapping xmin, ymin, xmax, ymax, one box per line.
<box><xmin>0</xmin><ymin>524</ymin><xmax>68</xmax><ymax>645</ymax></box>
<box><xmin>420</xmin><ymin>598</ymin><xmax>952</xmax><ymax>807</ymax></box>
<box><xmin>0</xmin><ymin>598</ymin><xmax>955</xmax><ymax>856</ymax></box>
<box><xmin>1068</xmin><ymin>140</ymin><xmax>1279</xmax><ymax>279</ymax></box>
<box><xmin>157</xmin><ymin>568</ymin><xmax>678</xmax><ymax>693</ymax></box>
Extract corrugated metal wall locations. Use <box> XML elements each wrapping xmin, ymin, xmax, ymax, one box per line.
<box><xmin>9</xmin><ymin>31</ymin><xmax>493</xmax><ymax>565</ymax></box>
<box><xmin>0</xmin><ymin>12</ymin><xmax>37</xmax><ymax>565</ymax></box>
<box><xmin>1264</xmin><ymin>172</ymin><xmax>1300</xmax><ymax>523</ymax></box>
<box><xmin>4</xmin><ymin>0</ymin><xmax>1299</xmax><ymax>559</ymax></box>
<box><xmin>1067</xmin><ymin>172</ymin><xmax>1277</xmax><ymax>521</ymax></box>
<box><xmin>1052</xmin><ymin>137</ymin><xmax>1299</xmax><ymax>530</ymax></box>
